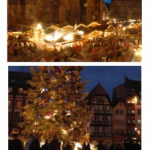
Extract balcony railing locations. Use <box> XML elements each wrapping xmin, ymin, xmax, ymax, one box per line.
<box><xmin>91</xmin><ymin>133</ymin><xmax>112</xmax><ymax>137</ymax></box>
<box><xmin>90</xmin><ymin>121</ymin><xmax>112</xmax><ymax>126</ymax></box>
<box><xmin>94</xmin><ymin>110</ymin><xmax>112</xmax><ymax>115</ymax></box>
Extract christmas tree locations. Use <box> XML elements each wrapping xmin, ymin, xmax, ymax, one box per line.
<box><xmin>19</xmin><ymin>66</ymin><xmax>89</xmax><ymax>142</ymax></box>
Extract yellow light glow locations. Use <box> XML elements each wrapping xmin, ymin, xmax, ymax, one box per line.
<box><xmin>63</xmin><ymin>25</ymin><xmax>73</xmax><ymax>29</ymax></box>
<box><xmin>64</xmin><ymin>34</ymin><xmax>73</xmax><ymax>41</ymax></box>
<box><xmin>37</xmin><ymin>24</ymin><xmax>42</xmax><ymax>29</ymax></box>
<box><xmin>41</xmin><ymin>88</ymin><xmax>45</xmax><ymax>93</ymax></box>
<box><xmin>45</xmin><ymin>35</ymin><xmax>53</xmax><ymax>41</ymax></box>
<box><xmin>88</xmin><ymin>30</ymin><xmax>99</xmax><ymax>36</ymax></box>
<box><xmin>135</xmin><ymin>51</ymin><xmax>139</xmax><ymax>56</ymax></box>
<box><xmin>44</xmin><ymin>115</ymin><xmax>51</xmax><ymax>119</ymax></box>
<box><xmin>74</xmin><ymin>142</ymin><xmax>82</xmax><ymax>150</ymax></box>
<box><xmin>54</xmin><ymin>33</ymin><xmax>62</xmax><ymax>41</ymax></box>
<box><xmin>87</xmin><ymin>22</ymin><xmax>99</xmax><ymax>27</ymax></box>
<box><xmin>134</xmin><ymin>97</ymin><xmax>138</xmax><ymax>104</ymax></box>
<box><xmin>62</xmin><ymin>128</ymin><xmax>68</xmax><ymax>135</ymax></box>
<box><xmin>77</xmin><ymin>24</ymin><xmax>87</xmax><ymax>28</ymax></box>
<box><xmin>78</xmin><ymin>31</ymin><xmax>84</xmax><ymax>35</ymax></box>
<box><xmin>53</xmin><ymin>110</ymin><xmax>58</xmax><ymax>116</ymax></box>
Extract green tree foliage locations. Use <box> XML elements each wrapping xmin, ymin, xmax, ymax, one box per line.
<box><xmin>19</xmin><ymin>66</ymin><xmax>89</xmax><ymax>142</ymax></box>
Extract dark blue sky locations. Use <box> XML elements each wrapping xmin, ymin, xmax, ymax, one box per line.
<box><xmin>104</xmin><ymin>0</ymin><xmax>111</xmax><ymax>4</ymax></box>
<box><xmin>9</xmin><ymin>66</ymin><xmax>141</xmax><ymax>99</ymax></box>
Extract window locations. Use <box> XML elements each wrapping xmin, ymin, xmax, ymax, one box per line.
<box><xmin>115</xmin><ymin>129</ymin><xmax>124</xmax><ymax>134</ymax></box>
<box><xmin>137</xmin><ymin>109</ymin><xmax>141</xmax><ymax>115</ymax></box>
<box><xmin>95</xmin><ymin>115</ymin><xmax>99</xmax><ymax>120</ymax></box>
<box><xmin>126</xmin><ymin>90</ymin><xmax>134</xmax><ymax>96</ymax></box>
<box><xmin>102</xmin><ymin>106</ymin><xmax>107</xmax><ymax>110</ymax></box>
<box><xmin>18</xmin><ymin>88</ymin><xmax>23</xmax><ymax>93</ymax></box>
<box><xmin>9</xmin><ymin>87</ymin><xmax>13</xmax><ymax>93</ymax></box>
<box><xmin>127</xmin><ymin>119</ymin><xmax>135</xmax><ymax>124</ymax></box>
<box><xmin>10</xmin><ymin>78</ymin><xmax>16</xmax><ymax>83</ymax></box>
<box><xmin>14</xmin><ymin>113</ymin><xmax>20</xmax><ymax>124</ymax></box>
<box><xmin>16</xmin><ymin>101</ymin><xmax>22</xmax><ymax>109</ymax></box>
<box><xmin>103</xmin><ymin>116</ymin><xmax>107</xmax><ymax>121</ymax></box>
<box><xmin>23</xmin><ymin>90</ymin><xmax>28</xmax><ymax>94</ymax></box>
<box><xmin>8</xmin><ymin>100</ymin><xmax>12</xmax><ymax>109</ymax></box>
<box><xmin>116</xmin><ymin>110</ymin><xmax>124</xmax><ymax>115</ymax></box>
<box><xmin>9</xmin><ymin>113</ymin><xmax>11</xmax><ymax>123</ymax></box>
<box><xmin>127</xmin><ymin>109</ymin><xmax>135</xmax><ymax>115</ymax></box>
<box><xmin>95</xmin><ymin>127</ymin><xmax>99</xmax><ymax>132</ymax></box>
<box><xmin>138</xmin><ymin>119</ymin><xmax>141</xmax><ymax>124</ymax></box>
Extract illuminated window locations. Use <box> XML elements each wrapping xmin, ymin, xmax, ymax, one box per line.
<box><xmin>9</xmin><ymin>87</ymin><xmax>13</xmax><ymax>93</ymax></box>
<box><xmin>138</xmin><ymin>119</ymin><xmax>141</xmax><ymax>124</ymax></box>
<box><xmin>18</xmin><ymin>88</ymin><xmax>23</xmax><ymax>93</ymax></box>
<box><xmin>23</xmin><ymin>90</ymin><xmax>28</xmax><ymax>94</ymax></box>
<box><xmin>127</xmin><ymin>109</ymin><xmax>135</xmax><ymax>114</ymax></box>
<box><xmin>8</xmin><ymin>100</ymin><xmax>12</xmax><ymax>109</ymax></box>
<box><xmin>16</xmin><ymin>101</ymin><xmax>22</xmax><ymax>109</ymax></box>
<box><xmin>127</xmin><ymin>100</ymin><xmax>131</xmax><ymax>103</ymax></box>
<box><xmin>137</xmin><ymin>130</ymin><xmax>141</xmax><ymax>135</ymax></box>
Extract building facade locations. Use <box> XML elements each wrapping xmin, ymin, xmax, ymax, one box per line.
<box><xmin>86</xmin><ymin>83</ymin><xmax>112</xmax><ymax>144</ymax></box>
<box><xmin>112</xmin><ymin>76</ymin><xmax>141</xmax><ymax>142</ymax></box>
<box><xmin>112</xmin><ymin>101</ymin><xmax>126</xmax><ymax>144</ymax></box>
<box><xmin>110</xmin><ymin>0</ymin><xmax>142</xmax><ymax>20</ymax></box>
<box><xmin>8</xmin><ymin>0</ymin><xmax>104</xmax><ymax>28</ymax></box>
<box><xmin>8</xmin><ymin>71</ymin><xmax>32</xmax><ymax>135</ymax></box>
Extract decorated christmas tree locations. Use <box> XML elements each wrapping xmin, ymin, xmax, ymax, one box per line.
<box><xmin>19</xmin><ymin>66</ymin><xmax>89</xmax><ymax>142</ymax></box>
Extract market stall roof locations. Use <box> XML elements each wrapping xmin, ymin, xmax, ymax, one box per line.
<box><xmin>87</xmin><ymin>21</ymin><xmax>100</xmax><ymax>27</ymax></box>
<box><xmin>44</xmin><ymin>28</ymin><xmax>55</xmax><ymax>34</ymax></box>
<box><xmin>105</xmin><ymin>25</ymin><xmax>115</xmax><ymax>32</ymax></box>
<box><xmin>89</xmin><ymin>24</ymin><xmax>109</xmax><ymax>31</ymax></box>
<box><xmin>76</xmin><ymin>23</ymin><xmax>87</xmax><ymax>28</ymax></box>
<box><xmin>27</xmin><ymin>22</ymin><xmax>39</xmax><ymax>28</ymax></box>
<box><xmin>107</xmin><ymin>21</ymin><xmax>112</xmax><ymax>25</ymax></box>
<box><xmin>47</xmin><ymin>25</ymin><xmax>60</xmax><ymax>30</ymax></box>
<box><xmin>87</xmin><ymin>30</ymin><xmax>102</xmax><ymax>36</ymax></box>
<box><xmin>111</xmin><ymin>23</ymin><xmax>120</xmax><ymax>28</ymax></box>
<box><xmin>62</xmin><ymin>25</ymin><xmax>74</xmax><ymax>29</ymax></box>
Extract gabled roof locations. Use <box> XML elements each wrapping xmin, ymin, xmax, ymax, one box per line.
<box><xmin>86</xmin><ymin>83</ymin><xmax>111</xmax><ymax>104</ymax></box>
<box><xmin>89</xmin><ymin>83</ymin><xmax>108</xmax><ymax>96</ymax></box>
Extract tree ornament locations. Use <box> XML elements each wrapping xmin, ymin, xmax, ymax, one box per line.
<box><xmin>42</xmin><ymin>100</ymin><xmax>45</xmax><ymax>104</ymax></box>
<box><xmin>51</xmin><ymin>116</ymin><xmax>56</xmax><ymax>121</ymax></box>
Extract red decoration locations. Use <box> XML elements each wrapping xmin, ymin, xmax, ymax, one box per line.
<box><xmin>37</xmin><ymin>10</ymin><xmax>41</xmax><ymax>17</ymax></box>
<box><xmin>42</xmin><ymin>100</ymin><xmax>45</xmax><ymax>104</ymax></box>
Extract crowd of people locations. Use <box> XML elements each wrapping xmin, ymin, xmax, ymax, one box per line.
<box><xmin>8</xmin><ymin>133</ymin><xmax>141</xmax><ymax>150</ymax></box>
<box><xmin>7</xmin><ymin>23</ymin><xmax>142</xmax><ymax>62</ymax></box>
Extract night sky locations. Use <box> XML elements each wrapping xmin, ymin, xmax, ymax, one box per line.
<box><xmin>9</xmin><ymin>66</ymin><xmax>141</xmax><ymax>100</ymax></box>
<box><xmin>104</xmin><ymin>0</ymin><xmax>111</xmax><ymax>4</ymax></box>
